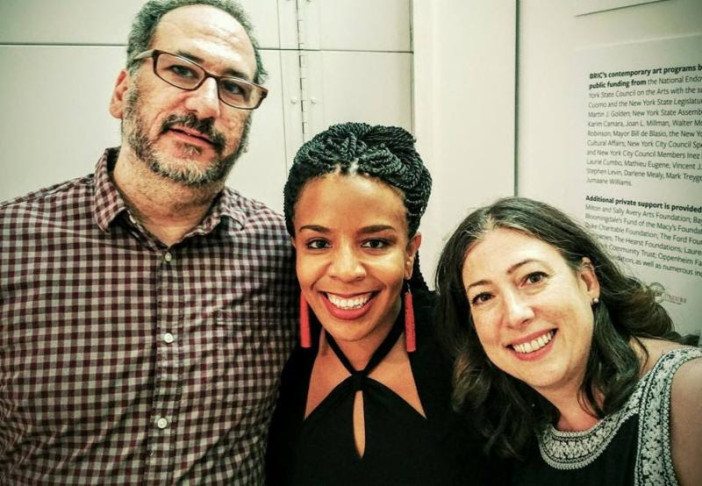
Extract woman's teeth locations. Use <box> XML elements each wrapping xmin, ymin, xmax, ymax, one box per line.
<box><xmin>326</xmin><ymin>293</ymin><xmax>372</xmax><ymax>310</ymax></box>
<box><xmin>512</xmin><ymin>330</ymin><xmax>555</xmax><ymax>354</ymax></box>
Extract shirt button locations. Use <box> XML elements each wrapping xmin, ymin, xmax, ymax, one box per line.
<box><xmin>156</xmin><ymin>417</ymin><xmax>169</xmax><ymax>429</ymax></box>
<box><xmin>163</xmin><ymin>332</ymin><xmax>175</xmax><ymax>344</ymax></box>
<box><xmin>164</xmin><ymin>251</ymin><xmax>173</xmax><ymax>263</ymax></box>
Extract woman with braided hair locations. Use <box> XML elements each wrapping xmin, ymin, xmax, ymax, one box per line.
<box><xmin>265</xmin><ymin>123</ymin><xmax>501</xmax><ymax>485</ymax></box>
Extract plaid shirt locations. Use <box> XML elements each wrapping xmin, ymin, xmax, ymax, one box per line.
<box><xmin>0</xmin><ymin>148</ymin><xmax>298</xmax><ymax>485</ymax></box>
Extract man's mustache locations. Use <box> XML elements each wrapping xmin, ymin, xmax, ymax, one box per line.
<box><xmin>161</xmin><ymin>114</ymin><xmax>226</xmax><ymax>153</ymax></box>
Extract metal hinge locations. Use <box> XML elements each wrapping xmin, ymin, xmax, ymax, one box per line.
<box><xmin>294</xmin><ymin>0</ymin><xmax>313</xmax><ymax>140</ymax></box>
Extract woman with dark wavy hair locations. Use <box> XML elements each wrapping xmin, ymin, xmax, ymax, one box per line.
<box><xmin>435</xmin><ymin>196</ymin><xmax>701</xmax><ymax>485</ymax></box>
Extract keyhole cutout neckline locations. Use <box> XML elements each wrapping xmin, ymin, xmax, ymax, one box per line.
<box><xmin>320</xmin><ymin>314</ymin><xmax>426</xmax><ymax>458</ymax></box>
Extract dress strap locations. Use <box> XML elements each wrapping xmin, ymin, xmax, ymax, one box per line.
<box><xmin>325</xmin><ymin>312</ymin><xmax>404</xmax><ymax>382</ymax></box>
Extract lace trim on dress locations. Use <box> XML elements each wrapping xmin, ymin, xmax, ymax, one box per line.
<box><xmin>538</xmin><ymin>389</ymin><xmax>639</xmax><ymax>470</ymax></box>
<box><xmin>538</xmin><ymin>347</ymin><xmax>701</xmax><ymax>481</ymax></box>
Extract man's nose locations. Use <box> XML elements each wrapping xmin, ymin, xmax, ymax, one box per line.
<box><xmin>184</xmin><ymin>76</ymin><xmax>221</xmax><ymax>119</ymax></box>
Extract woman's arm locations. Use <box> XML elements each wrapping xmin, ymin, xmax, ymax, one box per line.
<box><xmin>670</xmin><ymin>356</ymin><xmax>702</xmax><ymax>486</ymax></box>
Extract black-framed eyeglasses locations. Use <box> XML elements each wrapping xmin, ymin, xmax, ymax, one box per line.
<box><xmin>132</xmin><ymin>49</ymin><xmax>268</xmax><ymax>110</ymax></box>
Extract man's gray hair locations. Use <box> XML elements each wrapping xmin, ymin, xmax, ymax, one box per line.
<box><xmin>126</xmin><ymin>0</ymin><xmax>267</xmax><ymax>83</ymax></box>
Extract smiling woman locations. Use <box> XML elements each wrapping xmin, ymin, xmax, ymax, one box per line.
<box><xmin>435</xmin><ymin>197</ymin><xmax>702</xmax><ymax>486</ymax></box>
<box><xmin>266</xmin><ymin>123</ymin><xmax>504</xmax><ymax>485</ymax></box>
<box><xmin>462</xmin><ymin>228</ymin><xmax>599</xmax><ymax>401</ymax></box>
<box><xmin>292</xmin><ymin>174</ymin><xmax>417</xmax><ymax>352</ymax></box>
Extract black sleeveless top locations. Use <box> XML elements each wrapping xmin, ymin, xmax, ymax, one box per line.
<box><xmin>266</xmin><ymin>290</ymin><xmax>502</xmax><ymax>485</ymax></box>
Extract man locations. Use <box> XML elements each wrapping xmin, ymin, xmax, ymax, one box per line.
<box><xmin>0</xmin><ymin>0</ymin><xmax>297</xmax><ymax>483</ymax></box>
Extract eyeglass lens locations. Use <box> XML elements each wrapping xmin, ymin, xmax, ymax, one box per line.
<box><xmin>155</xmin><ymin>52</ymin><xmax>259</xmax><ymax>108</ymax></box>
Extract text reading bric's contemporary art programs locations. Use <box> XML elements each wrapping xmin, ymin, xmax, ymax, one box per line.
<box><xmin>585</xmin><ymin>63</ymin><xmax>702</xmax><ymax>187</ymax></box>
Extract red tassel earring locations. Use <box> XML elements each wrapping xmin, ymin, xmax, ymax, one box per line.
<box><xmin>299</xmin><ymin>291</ymin><xmax>311</xmax><ymax>348</ymax></box>
<box><xmin>404</xmin><ymin>283</ymin><xmax>416</xmax><ymax>352</ymax></box>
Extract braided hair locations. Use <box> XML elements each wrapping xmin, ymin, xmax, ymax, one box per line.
<box><xmin>283</xmin><ymin>122</ymin><xmax>432</xmax><ymax>290</ymax></box>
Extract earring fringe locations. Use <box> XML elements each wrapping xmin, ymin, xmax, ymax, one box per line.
<box><xmin>404</xmin><ymin>286</ymin><xmax>416</xmax><ymax>352</ymax></box>
<box><xmin>299</xmin><ymin>292</ymin><xmax>311</xmax><ymax>348</ymax></box>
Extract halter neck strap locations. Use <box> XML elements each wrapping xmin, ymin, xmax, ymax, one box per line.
<box><xmin>325</xmin><ymin>311</ymin><xmax>403</xmax><ymax>380</ymax></box>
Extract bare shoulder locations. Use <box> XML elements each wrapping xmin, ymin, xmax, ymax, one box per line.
<box><xmin>670</xmin><ymin>349</ymin><xmax>702</xmax><ymax>486</ymax></box>
<box><xmin>635</xmin><ymin>337</ymin><xmax>690</xmax><ymax>374</ymax></box>
<box><xmin>671</xmin><ymin>353</ymin><xmax>702</xmax><ymax>395</ymax></box>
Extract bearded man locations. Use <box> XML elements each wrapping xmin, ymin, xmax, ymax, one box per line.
<box><xmin>0</xmin><ymin>1</ymin><xmax>297</xmax><ymax>483</ymax></box>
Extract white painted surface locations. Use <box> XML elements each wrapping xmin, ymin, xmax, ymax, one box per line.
<box><xmin>291</xmin><ymin>0</ymin><xmax>411</xmax><ymax>52</ymax></box>
<box><xmin>315</xmin><ymin>0</ymin><xmax>411</xmax><ymax>51</ymax></box>
<box><xmin>306</xmin><ymin>51</ymin><xmax>413</xmax><ymax>138</ymax></box>
<box><xmin>518</xmin><ymin>0</ymin><xmax>702</xmax><ymax>334</ymax></box>
<box><xmin>0</xmin><ymin>45</ymin><xmax>123</xmax><ymax>198</ymax></box>
<box><xmin>518</xmin><ymin>0</ymin><xmax>702</xmax><ymax>216</ymax></box>
<box><xmin>574</xmin><ymin>0</ymin><xmax>668</xmax><ymax>17</ymax></box>
<box><xmin>279</xmin><ymin>50</ymin><xmax>305</xmax><ymax>168</ymax></box>
<box><xmin>0</xmin><ymin>0</ymin><xmax>280</xmax><ymax>48</ymax></box>
<box><xmin>227</xmin><ymin>50</ymin><xmax>289</xmax><ymax>211</ymax></box>
<box><xmin>413</xmin><ymin>0</ymin><xmax>517</xmax><ymax>281</ymax></box>
<box><xmin>0</xmin><ymin>0</ymin><xmax>144</xmax><ymax>44</ymax></box>
<box><xmin>0</xmin><ymin>45</ymin><xmax>288</xmax><ymax>212</ymax></box>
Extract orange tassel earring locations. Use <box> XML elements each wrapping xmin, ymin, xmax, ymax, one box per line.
<box><xmin>299</xmin><ymin>291</ymin><xmax>311</xmax><ymax>348</ymax></box>
<box><xmin>404</xmin><ymin>284</ymin><xmax>416</xmax><ymax>352</ymax></box>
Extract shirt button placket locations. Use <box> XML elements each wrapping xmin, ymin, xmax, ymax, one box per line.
<box><xmin>147</xmin><ymin>247</ymin><xmax>182</xmax><ymax>482</ymax></box>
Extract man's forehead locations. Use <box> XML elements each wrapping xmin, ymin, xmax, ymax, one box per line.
<box><xmin>151</xmin><ymin>5</ymin><xmax>256</xmax><ymax>72</ymax></box>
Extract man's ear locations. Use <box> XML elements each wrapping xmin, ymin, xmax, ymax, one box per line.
<box><xmin>404</xmin><ymin>233</ymin><xmax>422</xmax><ymax>280</ymax></box>
<box><xmin>579</xmin><ymin>257</ymin><xmax>601</xmax><ymax>301</ymax></box>
<box><xmin>109</xmin><ymin>69</ymin><xmax>130</xmax><ymax>119</ymax></box>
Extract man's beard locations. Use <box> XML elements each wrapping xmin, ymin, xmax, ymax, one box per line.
<box><xmin>123</xmin><ymin>87</ymin><xmax>251</xmax><ymax>187</ymax></box>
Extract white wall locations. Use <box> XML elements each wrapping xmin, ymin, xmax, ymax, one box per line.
<box><xmin>412</xmin><ymin>0</ymin><xmax>701</xmax><ymax>334</ymax></box>
<box><xmin>413</xmin><ymin>0</ymin><xmax>517</xmax><ymax>280</ymax></box>
<box><xmin>0</xmin><ymin>0</ymin><xmax>286</xmax><ymax>207</ymax></box>
<box><xmin>517</xmin><ymin>0</ymin><xmax>702</xmax><ymax>335</ymax></box>
<box><xmin>518</xmin><ymin>0</ymin><xmax>702</xmax><ymax>215</ymax></box>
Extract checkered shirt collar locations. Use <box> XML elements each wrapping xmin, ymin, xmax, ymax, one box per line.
<box><xmin>91</xmin><ymin>147</ymin><xmax>247</xmax><ymax>235</ymax></box>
